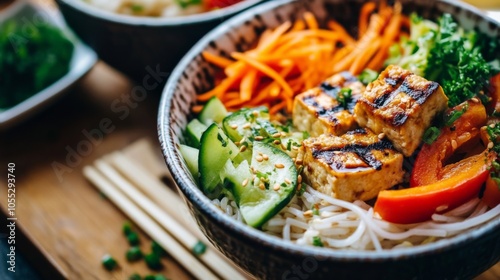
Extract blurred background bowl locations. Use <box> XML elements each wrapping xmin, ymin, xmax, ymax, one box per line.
<box><xmin>159</xmin><ymin>0</ymin><xmax>500</xmax><ymax>279</ymax></box>
<box><xmin>55</xmin><ymin>0</ymin><xmax>263</xmax><ymax>82</ymax></box>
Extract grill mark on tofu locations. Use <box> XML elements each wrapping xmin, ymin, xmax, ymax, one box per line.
<box><xmin>312</xmin><ymin>139</ymin><xmax>394</xmax><ymax>171</ymax></box>
<box><xmin>384</xmin><ymin>77</ymin><xmax>399</xmax><ymax>86</ymax></box>
<box><xmin>368</xmin><ymin>73</ymin><xmax>443</xmax><ymax>127</ymax></box>
<box><xmin>399</xmin><ymin>79</ymin><xmax>440</xmax><ymax>105</ymax></box>
<box><xmin>293</xmin><ymin>72</ymin><xmax>365</xmax><ymax>137</ymax></box>
<box><xmin>319</xmin><ymin>72</ymin><xmax>359</xmax><ymax>113</ymax></box>
<box><xmin>353</xmin><ymin>65</ymin><xmax>449</xmax><ymax>157</ymax></box>
<box><xmin>301</xmin><ymin>94</ymin><xmax>343</xmax><ymax>121</ymax></box>
<box><xmin>346</xmin><ymin>128</ymin><xmax>368</xmax><ymax>135</ymax></box>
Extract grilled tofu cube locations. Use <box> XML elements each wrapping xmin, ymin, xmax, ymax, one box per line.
<box><xmin>293</xmin><ymin>72</ymin><xmax>364</xmax><ymax>137</ymax></box>
<box><xmin>298</xmin><ymin>128</ymin><xmax>404</xmax><ymax>202</ymax></box>
<box><xmin>354</xmin><ymin>65</ymin><xmax>448</xmax><ymax>156</ymax></box>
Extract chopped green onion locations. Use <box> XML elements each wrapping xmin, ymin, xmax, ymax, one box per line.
<box><xmin>126</xmin><ymin>232</ymin><xmax>140</xmax><ymax>246</ymax></box>
<box><xmin>302</xmin><ymin>131</ymin><xmax>310</xmax><ymax>140</ymax></box>
<box><xmin>192</xmin><ymin>241</ymin><xmax>207</xmax><ymax>256</ymax></box>
<box><xmin>297</xmin><ymin>183</ymin><xmax>306</xmax><ymax>196</ymax></box>
<box><xmin>312</xmin><ymin>208</ymin><xmax>319</xmax><ymax>216</ymax></box>
<box><xmin>337</xmin><ymin>88</ymin><xmax>352</xmax><ymax>108</ymax></box>
<box><xmin>145</xmin><ymin>275</ymin><xmax>169</xmax><ymax>280</ymax></box>
<box><xmin>128</xmin><ymin>273</ymin><xmax>141</xmax><ymax>280</ymax></box>
<box><xmin>131</xmin><ymin>4</ymin><xmax>143</xmax><ymax>12</ymax></box>
<box><xmin>312</xmin><ymin>236</ymin><xmax>324</xmax><ymax>247</ymax></box>
<box><xmin>444</xmin><ymin>103</ymin><xmax>468</xmax><ymax>126</ymax></box>
<box><xmin>122</xmin><ymin>221</ymin><xmax>133</xmax><ymax>235</ymax></box>
<box><xmin>101</xmin><ymin>254</ymin><xmax>118</xmax><ymax>271</ymax></box>
<box><xmin>358</xmin><ymin>69</ymin><xmax>379</xmax><ymax>85</ymax></box>
<box><xmin>175</xmin><ymin>0</ymin><xmax>202</xmax><ymax>9</ymax></box>
<box><xmin>423</xmin><ymin>126</ymin><xmax>441</xmax><ymax>144</ymax></box>
<box><xmin>144</xmin><ymin>253</ymin><xmax>163</xmax><ymax>270</ymax></box>
<box><xmin>152</xmin><ymin>240</ymin><xmax>167</xmax><ymax>257</ymax></box>
<box><xmin>126</xmin><ymin>246</ymin><xmax>143</xmax><ymax>262</ymax></box>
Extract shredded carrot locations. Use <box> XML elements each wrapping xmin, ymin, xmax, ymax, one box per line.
<box><xmin>231</xmin><ymin>52</ymin><xmax>294</xmax><ymax>97</ymax></box>
<box><xmin>358</xmin><ymin>2</ymin><xmax>377</xmax><ymax>37</ymax></box>
<box><xmin>202</xmin><ymin>51</ymin><xmax>233</xmax><ymax>68</ymax></box>
<box><xmin>304</xmin><ymin>12</ymin><xmax>319</xmax><ymax>30</ymax></box>
<box><xmin>270</xmin><ymin>100</ymin><xmax>287</xmax><ymax>115</ymax></box>
<box><xmin>240</xmin><ymin>69</ymin><xmax>258</xmax><ymax>101</ymax></box>
<box><xmin>291</xmin><ymin>19</ymin><xmax>305</xmax><ymax>31</ymax></box>
<box><xmin>327</xmin><ymin>20</ymin><xmax>356</xmax><ymax>45</ymax></box>
<box><xmin>196</xmin><ymin>4</ymin><xmax>407</xmax><ymax>114</ymax></box>
<box><xmin>191</xmin><ymin>105</ymin><xmax>204</xmax><ymax>114</ymax></box>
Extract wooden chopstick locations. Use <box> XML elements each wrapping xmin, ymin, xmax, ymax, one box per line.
<box><xmin>83</xmin><ymin>166</ymin><xmax>220</xmax><ymax>280</ymax></box>
<box><xmin>94</xmin><ymin>159</ymin><xmax>246</xmax><ymax>280</ymax></box>
<box><xmin>107</xmin><ymin>151</ymin><xmax>205</xmax><ymax>240</ymax></box>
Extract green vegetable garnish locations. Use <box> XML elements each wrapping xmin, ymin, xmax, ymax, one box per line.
<box><xmin>297</xmin><ymin>183</ymin><xmax>306</xmax><ymax>196</ymax></box>
<box><xmin>144</xmin><ymin>275</ymin><xmax>169</xmax><ymax>280</ymax></box>
<box><xmin>312</xmin><ymin>208</ymin><xmax>319</xmax><ymax>216</ymax></box>
<box><xmin>0</xmin><ymin>19</ymin><xmax>73</xmax><ymax>109</ymax></box>
<box><xmin>126</xmin><ymin>232</ymin><xmax>140</xmax><ymax>246</ymax></box>
<box><xmin>386</xmin><ymin>13</ymin><xmax>498</xmax><ymax>107</ymax></box>
<box><xmin>444</xmin><ymin>103</ymin><xmax>468</xmax><ymax>127</ymax></box>
<box><xmin>144</xmin><ymin>252</ymin><xmax>163</xmax><ymax>270</ymax></box>
<box><xmin>151</xmin><ymin>240</ymin><xmax>167</xmax><ymax>257</ymax></box>
<box><xmin>131</xmin><ymin>4</ymin><xmax>143</xmax><ymax>12</ymax></box>
<box><xmin>423</xmin><ymin>126</ymin><xmax>441</xmax><ymax>144</ymax></box>
<box><xmin>192</xmin><ymin>241</ymin><xmax>207</xmax><ymax>256</ymax></box>
<box><xmin>101</xmin><ymin>254</ymin><xmax>118</xmax><ymax>271</ymax></box>
<box><xmin>126</xmin><ymin>246</ymin><xmax>143</xmax><ymax>262</ymax></box>
<box><xmin>312</xmin><ymin>236</ymin><xmax>324</xmax><ymax>247</ymax></box>
<box><xmin>174</xmin><ymin>0</ymin><xmax>202</xmax><ymax>9</ymax></box>
<box><xmin>426</xmin><ymin>14</ymin><xmax>493</xmax><ymax>107</ymax></box>
<box><xmin>487</xmin><ymin>123</ymin><xmax>500</xmax><ymax>184</ymax></box>
<box><xmin>123</xmin><ymin>221</ymin><xmax>133</xmax><ymax>235</ymax></box>
<box><xmin>128</xmin><ymin>273</ymin><xmax>141</xmax><ymax>280</ymax></box>
<box><xmin>336</xmin><ymin>88</ymin><xmax>352</xmax><ymax>109</ymax></box>
<box><xmin>358</xmin><ymin>69</ymin><xmax>379</xmax><ymax>85</ymax></box>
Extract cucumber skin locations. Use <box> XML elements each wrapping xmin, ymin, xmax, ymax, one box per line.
<box><xmin>225</xmin><ymin>142</ymin><xmax>298</xmax><ymax>228</ymax></box>
<box><xmin>198</xmin><ymin>123</ymin><xmax>240</xmax><ymax>198</ymax></box>
<box><xmin>185</xmin><ymin>119</ymin><xmax>207</xmax><ymax>148</ymax></box>
<box><xmin>198</xmin><ymin>97</ymin><xmax>228</xmax><ymax>125</ymax></box>
<box><xmin>178</xmin><ymin>144</ymin><xmax>199</xmax><ymax>180</ymax></box>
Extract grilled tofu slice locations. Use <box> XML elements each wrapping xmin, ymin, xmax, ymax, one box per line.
<box><xmin>298</xmin><ymin>128</ymin><xmax>404</xmax><ymax>202</ymax></box>
<box><xmin>293</xmin><ymin>72</ymin><xmax>364</xmax><ymax>137</ymax></box>
<box><xmin>354</xmin><ymin>65</ymin><xmax>448</xmax><ymax>157</ymax></box>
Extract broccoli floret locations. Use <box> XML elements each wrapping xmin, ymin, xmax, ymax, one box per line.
<box><xmin>386</xmin><ymin>13</ymin><xmax>497</xmax><ymax>108</ymax></box>
<box><xmin>385</xmin><ymin>13</ymin><xmax>437</xmax><ymax>76</ymax></box>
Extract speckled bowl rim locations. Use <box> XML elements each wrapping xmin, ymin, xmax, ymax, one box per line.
<box><xmin>159</xmin><ymin>0</ymin><xmax>500</xmax><ymax>263</ymax></box>
<box><xmin>57</xmin><ymin>0</ymin><xmax>264</xmax><ymax>26</ymax></box>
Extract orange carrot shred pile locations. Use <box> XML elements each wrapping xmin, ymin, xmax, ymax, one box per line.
<box><xmin>198</xmin><ymin>1</ymin><xmax>408</xmax><ymax>114</ymax></box>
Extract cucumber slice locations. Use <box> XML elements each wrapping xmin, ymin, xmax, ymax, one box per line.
<box><xmin>178</xmin><ymin>144</ymin><xmax>199</xmax><ymax>179</ymax></box>
<box><xmin>224</xmin><ymin>141</ymin><xmax>297</xmax><ymax>228</ymax></box>
<box><xmin>199</xmin><ymin>123</ymin><xmax>241</xmax><ymax>198</ymax></box>
<box><xmin>185</xmin><ymin>119</ymin><xmax>207</xmax><ymax>148</ymax></box>
<box><xmin>199</xmin><ymin>97</ymin><xmax>228</xmax><ymax>125</ymax></box>
<box><xmin>222</xmin><ymin>106</ymin><xmax>269</xmax><ymax>142</ymax></box>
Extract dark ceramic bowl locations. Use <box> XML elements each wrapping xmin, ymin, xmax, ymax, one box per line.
<box><xmin>55</xmin><ymin>0</ymin><xmax>263</xmax><ymax>82</ymax></box>
<box><xmin>159</xmin><ymin>0</ymin><xmax>500</xmax><ymax>279</ymax></box>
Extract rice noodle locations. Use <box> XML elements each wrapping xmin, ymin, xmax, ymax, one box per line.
<box><xmin>211</xmin><ymin>183</ymin><xmax>500</xmax><ymax>250</ymax></box>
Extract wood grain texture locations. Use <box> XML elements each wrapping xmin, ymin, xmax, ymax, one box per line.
<box><xmin>0</xmin><ymin>0</ymin><xmax>497</xmax><ymax>279</ymax></box>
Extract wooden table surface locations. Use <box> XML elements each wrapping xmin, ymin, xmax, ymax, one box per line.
<box><xmin>0</xmin><ymin>1</ymin><xmax>498</xmax><ymax>280</ymax></box>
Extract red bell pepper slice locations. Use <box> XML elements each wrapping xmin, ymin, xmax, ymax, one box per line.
<box><xmin>410</xmin><ymin>100</ymin><xmax>487</xmax><ymax>187</ymax></box>
<box><xmin>375</xmin><ymin>100</ymin><xmax>493</xmax><ymax>224</ymax></box>
<box><xmin>375</xmin><ymin>151</ymin><xmax>494</xmax><ymax>224</ymax></box>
